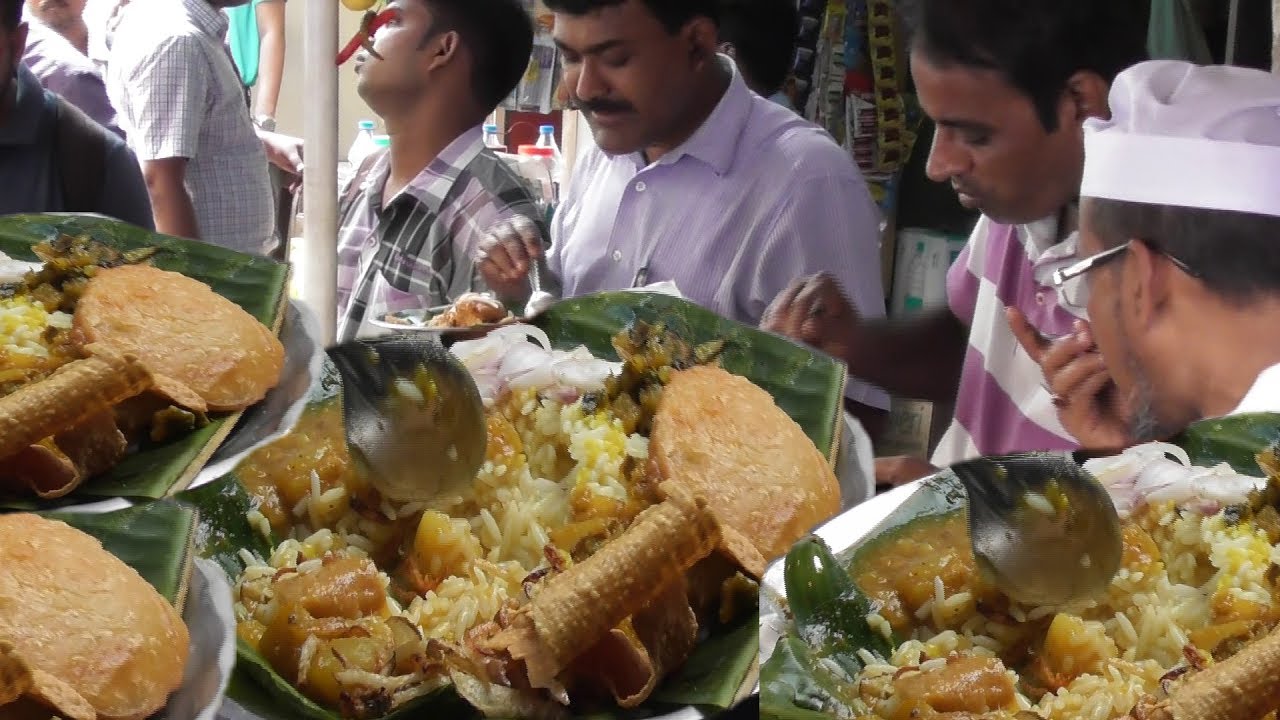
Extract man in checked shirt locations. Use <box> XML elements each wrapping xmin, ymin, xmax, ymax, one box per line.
<box><xmin>333</xmin><ymin>0</ymin><xmax>546</xmax><ymax>340</ymax></box>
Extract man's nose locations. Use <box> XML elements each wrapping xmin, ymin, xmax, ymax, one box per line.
<box><xmin>925</xmin><ymin>130</ymin><xmax>968</xmax><ymax>183</ymax></box>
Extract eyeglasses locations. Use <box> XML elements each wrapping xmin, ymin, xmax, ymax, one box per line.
<box><xmin>1051</xmin><ymin>240</ymin><xmax>1199</xmax><ymax>310</ymax></box>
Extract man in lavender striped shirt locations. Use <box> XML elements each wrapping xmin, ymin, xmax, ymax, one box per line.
<box><xmin>477</xmin><ymin>0</ymin><xmax>891</xmax><ymax>429</ymax></box>
<box><xmin>764</xmin><ymin>0</ymin><xmax>1148</xmax><ymax>485</ymax></box>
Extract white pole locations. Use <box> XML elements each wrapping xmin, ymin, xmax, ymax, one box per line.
<box><xmin>1226</xmin><ymin>0</ymin><xmax>1241</xmax><ymax>66</ymax></box>
<box><xmin>301</xmin><ymin>0</ymin><xmax>340</xmax><ymax>345</ymax></box>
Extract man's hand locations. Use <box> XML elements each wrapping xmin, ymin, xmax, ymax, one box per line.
<box><xmin>875</xmin><ymin>456</ymin><xmax>938</xmax><ymax>490</ymax></box>
<box><xmin>257</xmin><ymin>129</ymin><xmax>303</xmax><ymax>190</ymax></box>
<box><xmin>476</xmin><ymin>216</ymin><xmax>542</xmax><ymax>304</ymax></box>
<box><xmin>761</xmin><ymin>273</ymin><xmax>860</xmax><ymax>365</ymax></box>
<box><xmin>1007</xmin><ymin>308</ymin><xmax>1131</xmax><ymax>451</ymax></box>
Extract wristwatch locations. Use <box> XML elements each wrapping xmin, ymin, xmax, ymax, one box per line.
<box><xmin>255</xmin><ymin>115</ymin><xmax>277</xmax><ymax>132</ymax></box>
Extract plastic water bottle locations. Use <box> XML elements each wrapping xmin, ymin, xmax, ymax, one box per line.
<box><xmin>534</xmin><ymin>125</ymin><xmax>563</xmax><ymax>202</ymax></box>
<box><xmin>483</xmin><ymin>123</ymin><xmax>504</xmax><ymax>151</ymax></box>
<box><xmin>348</xmin><ymin>119</ymin><xmax>379</xmax><ymax>167</ymax></box>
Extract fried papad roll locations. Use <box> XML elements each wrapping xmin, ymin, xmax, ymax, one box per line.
<box><xmin>568</xmin><ymin>577</ymin><xmax>699</xmax><ymax>708</ymax></box>
<box><xmin>0</xmin><ymin>410</ymin><xmax>127</xmax><ymax>499</ymax></box>
<box><xmin>0</xmin><ymin>352</ymin><xmax>150</xmax><ymax>463</ymax></box>
<box><xmin>1130</xmin><ymin>624</ymin><xmax>1280</xmax><ymax>720</ymax></box>
<box><xmin>485</xmin><ymin>483</ymin><xmax>720</xmax><ymax>690</ymax></box>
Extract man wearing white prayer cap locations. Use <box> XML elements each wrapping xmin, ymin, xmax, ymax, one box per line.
<box><xmin>1027</xmin><ymin>60</ymin><xmax>1280</xmax><ymax>448</ymax></box>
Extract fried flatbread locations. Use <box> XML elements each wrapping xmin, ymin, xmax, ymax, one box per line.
<box><xmin>648</xmin><ymin>365</ymin><xmax>840</xmax><ymax>576</ymax></box>
<box><xmin>73</xmin><ymin>264</ymin><xmax>285</xmax><ymax>412</ymax></box>
<box><xmin>0</xmin><ymin>514</ymin><xmax>190</xmax><ymax>720</ymax></box>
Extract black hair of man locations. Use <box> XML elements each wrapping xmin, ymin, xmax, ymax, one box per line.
<box><xmin>1</xmin><ymin>0</ymin><xmax>20</xmax><ymax>30</ymax></box>
<box><xmin>543</xmin><ymin>0</ymin><xmax>718</xmax><ymax>34</ymax></box>
<box><xmin>1087</xmin><ymin>198</ymin><xmax>1280</xmax><ymax>305</ymax></box>
<box><xmin>424</xmin><ymin>0</ymin><xmax>535</xmax><ymax>110</ymax></box>
<box><xmin>716</xmin><ymin>0</ymin><xmax>798</xmax><ymax>96</ymax></box>
<box><xmin>898</xmin><ymin>0</ymin><xmax>1150</xmax><ymax>132</ymax></box>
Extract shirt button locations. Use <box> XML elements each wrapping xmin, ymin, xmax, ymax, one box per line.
<box><xmin>611</xmin><ymin>250</ymin><xmax>623</xmax><ymax>262</ymax></box>
<box><xmin>635</xmin><ymin>181</ymin><xmax>647</xmax><ymax>192</ymax></box>
<box><xmin>1036</xmin><ymin>292</ymin><xmax>1046</xmax><ymax>305</ymax></box>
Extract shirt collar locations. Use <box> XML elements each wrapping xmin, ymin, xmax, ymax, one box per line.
<box><xmin>367</xmin><ymin>126</ymin><xmax>485</xmax><ymax>213</ymax></box>
<box><xmin>1229</xmin><ymin>362</ymin><xmax>1280</xmax><ymax>416</ymax></box>
<box><xmin>184</xmin><ymin>0</ymin><xmax>230</xmax><ymax>40</ymax></box>
<box><xmin>0</xmin><ymin>65</ymin><xmax>48</xmax><ymax>146</ymax></box>
<box><xmin>641</xmin><ymin>55</ymin><xmax>750</xmax><ymax>176</ymax></box>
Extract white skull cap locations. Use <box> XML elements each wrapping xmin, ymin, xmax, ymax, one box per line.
<box><xmin>1082</xmin><ymin>60</ymin><xmax>1280</xmax><ymax>217</ymax></box>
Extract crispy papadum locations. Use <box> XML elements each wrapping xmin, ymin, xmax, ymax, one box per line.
<box><xmin>648</xmin><ymin>365</ymin><xmax>840</xmax><ymax>576</ymax></box>
<box><xmin>73</xmin><ymin>264</ymin><xmax>284</xmax><ymax>412</ymax></box>
<box><xmin>0</xmin><ymin>514</ymin><xmax>190</xmax><ymax>720</ymax></box>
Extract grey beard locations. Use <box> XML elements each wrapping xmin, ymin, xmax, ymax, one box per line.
<box><xmin>1125</xmin><ymin>354</ymin><xmax>1183</xmax><ymax>443</ymax></box>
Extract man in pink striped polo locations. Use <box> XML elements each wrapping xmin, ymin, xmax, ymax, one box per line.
<box><xmin>763</xmin><ymin>0</ymin><xmax>1148</xmax><ymax>485</ymax></box>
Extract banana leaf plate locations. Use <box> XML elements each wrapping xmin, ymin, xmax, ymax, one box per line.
<box><xmin>0</xmin><ymin>213</ymin><xmax>292</xmax><ymax>510</ymax></box>
<box><xmin>757</xmin><ymin>412</ymin><xmax>1280</xmax><ymax>720</ymax></box>
<box><xmin>36</xmin><ymin>499</ymin><xmax>238</xmax><ymax>720</ymax></box>
<box><xmin>173</xmin><ymin>290</ymin><xmax>849</xmax><ymax>720</ymax></box>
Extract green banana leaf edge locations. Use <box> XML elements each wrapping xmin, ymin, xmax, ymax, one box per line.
<box><xmin>0</xmin><ymin>213</ymin><xmax>290</xmax><ymax>509</ymax></box>
<box><xmin>761</xmin><ymin>412</ymin><xmax>1280</xmax><ymax>717</ymax></box>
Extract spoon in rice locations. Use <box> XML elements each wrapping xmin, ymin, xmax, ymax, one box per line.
<box><xmin>327</xmin><ymin>334</ymin><xmax>488</xmax><ymax>503</ymax></box>
<box><xmin>946</xmin><ymin>452</ymin><xmax>1123</xmax><ymax>607</ymax></box>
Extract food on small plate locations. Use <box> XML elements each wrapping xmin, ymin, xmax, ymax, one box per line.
<box><xmin>232</xmin><ymin>322</ymin><xmax>836</xmax><ymax>718</ymax></box>
<box><xmin>426</xmin><ymin>293</ymin><xmax>512</xmax><ymax>329</ymax></box>
<box><xmin>769</xmin><ymin>441</ymin><xmax>1280</xmax><ymax>720</ymax></box>
<box><xmin>0</xmin><ymin>236</ymin><xmax>286</xmax><ymax>499</ymax></box>
<box><xmin>0</xmin><ymin>514</ymin><xmax>190</xmax><ymax>720</ymax></box>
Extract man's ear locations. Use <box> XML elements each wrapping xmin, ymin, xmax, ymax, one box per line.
<box><xmin>684</xmin><ymin>16</ymin><xmax>719</xmax><ymax>68</ymax></box>
<box><xmin>426</xmin><ymin>29</ymin><xmax>460</xmax><ymax>73</ymax></box>
<box><xmin>1123</xmin><ymin>239</ymin><xmax>1174</xmax><ymax>331</ymax></box>
<box><xmin>1062</xmin><ymin>70</ymin><xmax>1111</xmax><ymax>124</ymax></box>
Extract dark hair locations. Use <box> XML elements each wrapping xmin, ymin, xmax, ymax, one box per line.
<box><xmin>1</xmin><ymin>0</ymin><xmax>20</xmax><ymax>30</ymax></box>
<box><xmin>898</xmin><ymin>0</ymin><xmax>1149</xmax><ymax>132</ymax></box>
<box><xmin>1088</xmin><ymin>198</ymin><xmax>1280</xmax><ymax>304</ymax></box>
<box><xmin>543</xmin><ymin>0</ymin><xmax>717</xmax><ymax>34</ymax></box>
<box><xmin>424</xmin><ymin>0</ymin><xmax>534</xmax><ymax>110</ymax></box>
<box><xmin>716</xmin><ymin>0</ymin><xmax>797</xmax><ymax>95</ymax></box>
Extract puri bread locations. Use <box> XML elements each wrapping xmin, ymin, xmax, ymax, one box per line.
<box><xmin>647</xmin><ymin>366</ymin><xmax>840</xmax><ymax>575</ymax></box>
<box><xmin>0</xmin><ymin>514</ymin><xmax>190</xmax><ymax>720</ymax></box>
<box><xmin>73</xmin><ymin>264</ymin><xmax>285</xmax><ymax>412</ymax></box>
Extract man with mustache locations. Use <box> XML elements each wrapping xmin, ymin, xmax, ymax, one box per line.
<box><xmin>333</xmin><ymin>0</ymin><xmax>545</xmax><ymax>341</ymax></box>
<box><xmin>0</xmin><ymin>0</ymin><xmax>151</xmax><ymax>224</ymax></box>
<box><xmin>22</xmin><ymin>0</ymin><xmax>121</xmax><ymax>136</ymax></box>
<box><xmin>1024</xmin><ymin>61</ymin><xmax>1280</xmax><ymax>447</ymax></box>
<box><xmin>762</xmin><ymin>0</ymin><xmax>1148</xmax><ymax>486</ymax></box>
<box><xmin>476</xmin><ymin>0</ymin><xmax>891</xmax><ymax>431</ymax></box>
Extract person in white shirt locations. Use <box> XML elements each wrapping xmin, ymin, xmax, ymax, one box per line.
<box><xmin>1019</xmin><ymin>60</ymin><xmax>1280</xmax><ymax>446</ymax></box>
<box><xmin>106</xmin><ymin>0</ymin><xmax>298</xmax><ymax>253</ymax></box>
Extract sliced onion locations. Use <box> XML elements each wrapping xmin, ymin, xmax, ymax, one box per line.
<box><xmin>553</xmin><ymin>358</ymin><xmax>620</xmax><ymax>391</ymax></box>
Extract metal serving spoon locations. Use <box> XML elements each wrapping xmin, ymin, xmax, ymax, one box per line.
<box><xmin>327</xmin><ymin>334</ymin><xmax>487</xmax><ymax>502</ymax></box>
<box><xmin>946</xmin><ymin>452</ymin><xmax>1122</xmax><ymax>607</ymax></box>
<box><xmin>523</xmin><ymin>254</ymin><xmax>556</xmax><ymax>319</ymax></box>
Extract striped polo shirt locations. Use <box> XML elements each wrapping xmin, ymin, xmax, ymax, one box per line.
<box><xmin>335</xmin><ymin>128</ymin><xmax>545</xmax><ymax>341</ymax></box>
<box><xmin>931</xmin><ymin>213</ymin><xmax>1085</xmax><ymax>466</ymax></box>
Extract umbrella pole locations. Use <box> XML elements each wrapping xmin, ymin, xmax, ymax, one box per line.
<box><xmin>300</xmin><ymin>0</ymin><xmax>339</xmax><ymax>345</ymax></box>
